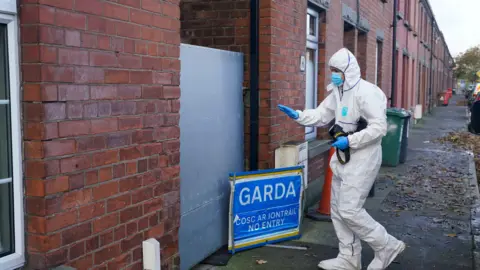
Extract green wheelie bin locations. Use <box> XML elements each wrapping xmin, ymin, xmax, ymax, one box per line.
<box><xmin>381</xmin><ymin>108</ymin><xmax>410</xmax><ymax>167</ymax></box>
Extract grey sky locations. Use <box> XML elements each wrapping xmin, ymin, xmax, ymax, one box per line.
<box><xmin>429</xmin><ymin>0</ymin><xmax>480</xmax><ymax>57</ymax></box>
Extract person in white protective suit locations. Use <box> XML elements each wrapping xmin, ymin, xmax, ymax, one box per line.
<box><xmin>278</xmin><ymin>48</ymin><xmax>406</xmax><ymax>270</ymax></box>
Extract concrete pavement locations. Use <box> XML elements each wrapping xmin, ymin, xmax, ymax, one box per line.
<box><xmin>195</xmin><ymin>95</ymin><xmax>477</xmax><ymax>269</ymax></box>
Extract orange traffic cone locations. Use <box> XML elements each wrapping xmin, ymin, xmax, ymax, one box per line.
<box><xmin>306</xmin><ymin>147</ymin><xmax>334</xmax><ymax>222</ymax></box>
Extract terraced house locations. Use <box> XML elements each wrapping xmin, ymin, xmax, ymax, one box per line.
<box><xmin>0</xmin><ymin>0</ymin><xmax>453</xmax><ymax>269</ymax></box>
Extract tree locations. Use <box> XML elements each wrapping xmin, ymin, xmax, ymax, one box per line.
<box><xmin>454</xmin><ymin>45</ymin><xmax>480</xmax><ymax>82</ymax></box>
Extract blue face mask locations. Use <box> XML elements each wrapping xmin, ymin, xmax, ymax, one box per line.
<box><xmin>331</xmin><ymin>72</ymin><xmax>344</xmax><ymax>86</ymax></box>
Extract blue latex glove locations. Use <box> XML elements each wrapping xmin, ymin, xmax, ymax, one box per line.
<box><xmin>278</xmin><ymin>104</ymin><xmax>299</xmax><ymax>120</ymax></box>
<box><xmin>332</xmin><ymin>136</ymin><xmax>349</xmax><ymax>150</ymax></box>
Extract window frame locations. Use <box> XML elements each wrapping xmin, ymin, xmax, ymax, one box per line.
<box><xmin>307</xmin><ymin>8</ymin><xmax>319</xmax><ymax>43</ymax></box>
<box><xmin>0</xmin><ymin>12</ymin><xmax>25</xmax><ymax>270</ymax></box>
<box><xmin>305</xmin><ymin>8</ymin><xmax>319</xmax><ymax>140</ymax></box>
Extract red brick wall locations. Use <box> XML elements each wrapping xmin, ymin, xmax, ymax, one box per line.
<box><xmin>20</xmin><ymin>0</ymin><xmax>181</xmax><ymax>269</ymax></box>
<box><xmin>259</xmin><ymin>0</ymin><xmax>307</xmax><ymax>169</ymax></box>
<box><xmin>357</xmin><ymin>0</ymin><xmax>394</xmax><ymax>98</ymax></box>
<box><xmin>324</xmin><ymin>0</ymin><xmax>344</xmax><ymax>72</ymax></box>
<box><xmin>180</xmin><ymin>0</ymin><xmax>249</xmax><ymax>54</ymax></box>
<box><xmin>180</xmin><ymin>0</ymin><xmax>396</xmax><ymax>178</ymax></box>
<box><xmin>321</xmin><ymin>0</ymin><xmax>394</xmax><ymax>100</ymax></box>
<box><xmin>308</xmin><ymin>154</ymin><xmax>325</xmax><ymax>183</ymax></box>
<box><xmin>180</xmin><ymin>0</ymin><xmax>309</xmax><ymax>171</ymax></box>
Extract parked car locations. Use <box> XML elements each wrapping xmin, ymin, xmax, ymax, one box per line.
<box><xmin>468</xmin><ymin>83</ymin><xmax>480</xmax><ymax>108</ymax></box>
<box><xmin>469</xmin><ymin>98</ymin><xmax>480</xmax><ymax>134</ymax></box>
<box><xmin>466</xmin><ymin>86</ymin><xmax>474</xmax><ymax>99</ymax></box>
<box><xmin>468</xmin><ymin>91</ymin><xmax>475</xmax><ymax>107</ymax></box>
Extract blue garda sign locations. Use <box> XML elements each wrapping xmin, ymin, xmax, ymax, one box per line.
<box><xmin>228</xmin><ymin>166</ymin><xmax>304</xmax><ymax>253</ymax></box>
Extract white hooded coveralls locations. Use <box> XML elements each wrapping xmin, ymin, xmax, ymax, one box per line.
<box><xmin>296</xmin><ymin>48</ymin><xmax>391</xmax><ymax>257</ymax></box>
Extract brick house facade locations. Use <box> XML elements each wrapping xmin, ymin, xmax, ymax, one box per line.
<box><xmin>19</xmin><ymin>0</ymin><xmax>181</xmax><ymax>269</ymax></box>
<box><xmin>393</xmin><ymin>0</ymin><xmax>453</xmax><ymax>114</ymax></box>
<box><xmin>0</xmin><ymin>0</ymin><xmax>453</xmax><ymax>270</ymax></box>
<box><xmin>181</xmin><ymin>0</ymin><xmax>395</xmax><ymax>207</ymax></box>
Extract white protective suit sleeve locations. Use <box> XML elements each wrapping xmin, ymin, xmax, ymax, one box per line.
<box><xmin>295</xmin><ymin>92</ymin><xmax>336</xmax><ymax>127</ymax></box>
<box><xmin>347</xmin><ymin>88</ymin><xmax>387</xmax><ymax>149</ymax></box>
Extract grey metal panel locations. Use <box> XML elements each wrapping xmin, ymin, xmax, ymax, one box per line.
<box><xmin>342</xmin><ymin>3</ymin><xmax>357</xmax><ymax>27</ymax></box>
<box><xmin>179</xmin><ymin>44</ymin><xmax>244</xmax><ymax>270</ymax></box>
<box><xmin>358</xmin><ymin>17</ymin><xmax>370</xmax><ymax>33</ymax></box>
<box><xmin>376</xmin><ymin>29</ymin><xmax>385</xmax><ymax>41</ymax></box>
<box><xmin>308</xmin><ymin>0</ymin><xmax>330</xmax><ymax>10</ymax></box>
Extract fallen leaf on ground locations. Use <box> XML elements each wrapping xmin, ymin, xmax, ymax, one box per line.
<box><xmin>446</xmin><ymin>233</ymin><xmax>457</xmax><ymax>238</ymax></box>
<box><xmin>256</xmin><ymin>260</ymin><xmax>268</xmax><ymax>265</ymax></box>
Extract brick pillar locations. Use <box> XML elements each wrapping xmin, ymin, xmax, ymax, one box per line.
<box><xmin>180</xmin><ymin>0</ymin><xmax>249</xmax><ymax>53</ymax></box>
<box><xmin>257</xmin><ymin>0</ymin><xmax>308</xmax><ymax>169</ymax></box>
<box><xmin>20</xmin><ymin>0</ymin><xmax>181</xmax><ymax>269</ymax></box>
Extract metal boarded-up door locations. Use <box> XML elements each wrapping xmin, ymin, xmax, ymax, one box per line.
<box><xmin>179</xmin><ymin>44</ymin><xmax>244</xmax><ymax>270</ymax></box>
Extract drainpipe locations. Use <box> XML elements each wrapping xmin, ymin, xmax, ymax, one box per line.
<box><xmin>249</xmin><ymin>0</ymin><xmax>259</xmax><ymax>171</ymax></box>
<box><xmin>390</xmin><ymin>0</ymin><xmax>398</xmax><ymax>107</ymax></box>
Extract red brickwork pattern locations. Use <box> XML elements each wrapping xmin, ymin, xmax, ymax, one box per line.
<box><xmin>20</xmin><ymin>0</ymin><xmax>181</xmax><ymax>269</ymax></box>
<box><xmin>180</xmin><ymin>0</ymin><xmax>249</xmax><ymax>54</ymax></box>
<box><xmin>253</xmin><ymin>0</ymin><xmax>307</xmax><ymax>169</ymax></box>
<box><xmin>308</xmin><ymin>154</ymin><xmax>325</xmax><ymax>183</ymax></box>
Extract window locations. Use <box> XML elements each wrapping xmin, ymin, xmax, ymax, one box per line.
<box><xmin>411</xmin><ymin>59</ymin><xmax>416</xmax><ymax>106</ymax></box>
<box><xmin>404</xmin><ymin>0</ymin><xmax>409</xmax><ymax>20</ymax></box>
<box><xmin>375</xmin><ymin>41</ymin><xmax>383</xmax><ymax>87</ymax></box>
<box><xmin>307</xmin><ymin>13</ymin><xmax>317</xmax><ymax>37</ymax></box>
<box><xmin>394</xmin><ymin>50</ymin><xmax>399</xmax><ymax>106</ymax></box>
<box><xmin>0</xmin><ymin>20</ymin><xmax>13</xmax><ymax>260</ymax></box>
<box><xmin>0</xmin><ymin>12</ymin><xmax>24</xmax><ymax>270</ymax></box>
<box><xmin>419</xmin><ymin>6</ymin><xmax>423</xmax><ymax>39</ymax></box>
<box><xmin>357</xmin><ymin>32</ymin><xmax>368</xmax><ymax>79</ymax></box>
<box><xmin>425</xmin><ymin>17</ymin><xmax>429</xmax><ymax>43</ymax></box>
<box><xmin>305</xmin><ymin>8</ymin><xmax>319</xmax><ymax>140</ymax></box>
<box><xmin>413</xmin><ymin>0</ymin><xmax>417</xmax><ymax>30</ymax></box>
<box><xmin>417</xmin><ymin>62</ymin><xmax>422</xmax><ymax>105</ymax></box>
<box><xmin>307</xmin><ymin>9</ymin><xmax>319</xmax><ymax>41</ymax></box>
<box><xmin>343</xmin><ymin>24</ymin><xmax>356</xmax><ymax>54</ymax></box>
<box><xmin>402</xmin><ymin>55</ymin><xmax>409</xmax><ymax>108</ymax></box>
<box><xmin>375</xmin><ymin>43</ymin><xmax>378</xmax><ymax>85</ymax></box>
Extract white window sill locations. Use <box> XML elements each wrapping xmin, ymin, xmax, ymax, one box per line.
<box><xmin>0</xmin><ymin>252</ymin><xmax>25</xmax><ymax>270</ymax></box>
<box><xmin>0</xmin><ymin>0</ymin><xmax>16</xmax><ymax>15</ymax></box>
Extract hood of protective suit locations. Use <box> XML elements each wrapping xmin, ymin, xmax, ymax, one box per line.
<box><xmin>328</xmin><ymin>48</ymin><xmax>361</xmax><ymax>90</ymax></box>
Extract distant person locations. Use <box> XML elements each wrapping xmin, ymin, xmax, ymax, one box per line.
<box><xmin>278</xmin><ymin>48</ymin><xmax>405</xmax><ymax>270</ymax></box>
